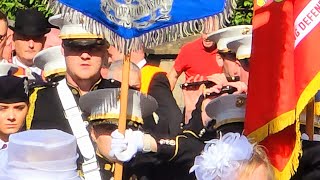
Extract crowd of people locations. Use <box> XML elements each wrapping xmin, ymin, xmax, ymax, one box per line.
<box><xmin>0</xmin><ymin>8</ymin><xmax>319</xmax><ymax>180</ymax></box>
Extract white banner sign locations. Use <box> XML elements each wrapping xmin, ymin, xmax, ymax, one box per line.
<box><xmin>294</xmin><ymin>0</ymin><xmax>320</xmax><ymax>48</ymax></box>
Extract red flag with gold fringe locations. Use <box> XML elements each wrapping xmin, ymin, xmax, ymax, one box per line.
<box><xmin>245</xmin><ymin>0</ymin><xmax>320</xmax><ymax>178</ymax></box>
<box><xmin>244</xmin><ymin>0</ymin><xmax>320</xmax><ymax>178</ymax></box>
<box><xmin>294</xmin><ymin>0</ymin><xmax>320</xmax><ymax>120</ymax></box>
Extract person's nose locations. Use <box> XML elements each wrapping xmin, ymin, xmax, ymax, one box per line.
<box><xmin>80</xmin><ymin>52</ymin><xmax>91</xmax><ymax>60</ymax></box>
<box><xmin>7</xmin><ymin>109</ymin><xmax>16</xmax><ymax>122</ymax></box>
<box><xmin>28</xmin><ymin>39</ymin><xmax>35</xmax><ymax>49</ymax></box>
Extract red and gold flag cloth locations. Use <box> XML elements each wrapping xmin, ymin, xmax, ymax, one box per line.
<box><xmin>244</xmin><ymin>0</ymin><xmax>320</xmax><ymax>179</ymax></box>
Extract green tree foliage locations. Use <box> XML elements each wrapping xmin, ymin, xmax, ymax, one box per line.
<box><xmin>0</xmin><ymin>0</ymin><xmax>51</xmax><ymax>20</ymax></box>
<box><xmin>230</xmin><ymin>0</ymin><xmax>253</xmax><ymax>25</ymax></box>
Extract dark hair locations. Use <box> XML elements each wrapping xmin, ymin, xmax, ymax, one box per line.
<box><xmin>0</xmin><ymin>11</ymin><xmax>8</xmax><ymax>26</ymax></box>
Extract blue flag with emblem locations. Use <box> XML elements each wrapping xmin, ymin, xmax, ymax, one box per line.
<box><xmin>49</xmin><ymin>0</ymin><xmax>234</xmax><ymax>53</ymax></box>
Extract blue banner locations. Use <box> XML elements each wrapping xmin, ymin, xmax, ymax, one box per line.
<box><xmin>57</xmin><ymin>0</ymin><xmax>226</xmax><ymax>39</ymax></box>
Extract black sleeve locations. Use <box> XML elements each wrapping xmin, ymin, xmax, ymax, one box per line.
<box><xmin>154</xmin><ymin>131</ymin><xmax>204</xmax><ymax>180</ymax></box>
<box><xmin>291</xmin><ymin>140</ymin><xmax>320</xmax><ymax>180</ymax></box>
<box><xmin>147</xmin><ymin>72</ymin><xmax>183</xmax><ymax>137</ymax></box>
<box><xmin>182</xmin><ymin>95</ymin><xmax>205</xmax><ymax>134</ymax></box>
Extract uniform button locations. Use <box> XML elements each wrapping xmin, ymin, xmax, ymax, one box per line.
<box><xmin>169</xmin><ymin>140</ymin><xmax>176</xmax><ymax>146</ymax></box>
<box><xmin>104</xmin><ymin>164</ymin><xmax>112</xmax><ymax>171</ymax></box>
<box><xmin>159</xmin><ymin>139</ymin><xmax>165</xmax><ymax>145</ymax></box>
<box><xmin>71</xmin><ymin>89</ymin><xmax>78</xmax><ymax>95</ymax></box>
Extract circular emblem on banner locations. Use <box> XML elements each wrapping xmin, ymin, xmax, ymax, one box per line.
<box><xmin>100</xmin><ymin>0</ymin><xmax>174</xmax><ymax>29</ymax></box>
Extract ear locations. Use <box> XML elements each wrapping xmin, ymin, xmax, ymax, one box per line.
<box><xmin>89</xmin><ymin>126</ymin><xmax>97</xmax><ymax>143</ymax></box>
<box><xmin>216</xmin><ymin>54</ymin><xmax>223</xmax><ymax>67</ymax></box>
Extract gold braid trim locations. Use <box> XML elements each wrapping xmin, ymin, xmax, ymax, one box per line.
<box><xmin>296</xmin><ymin>72</ymin><xmax>320</xmax><ymax>119</ymax></box>
<box><xmin>59</xmin><ymin>33</ymin><xmax>103</xmax><ymax>39</ymax></box>
<box><xmin>44</xmin><ymin>68</ymin><xmax>66</xmax><ymax>78</ymax></box>
<box><xmin>26</xmin><ymin>87</ymin><xmax>45</xmax><ymax>130</ymax></box>
<box><xmin>247</xmin><ymin>73</ymin><xmax>320</xmax><ymax>179</ymax></box>
<box><xmin>88</xmin><ymin>113</ymin><xmax>143</xmax><ymax>124</ymax></box>
<box><xmin>182</xmin><ymin>130</ymin><xmax>199</xmax><ymax>139</ymax></box>
<box><xmin>169</xmin><ymin>135</ymin><xmax>187</xmax><ymax>161</ymax></box>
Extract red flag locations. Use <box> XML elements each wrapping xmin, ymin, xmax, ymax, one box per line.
<box><xmin>294</xmin><ymin>0</ymin><xmax>320</xmax><ymax>118</ymax></box>
<box><xmin>245</xmin><ymin>0</ymin><xmax>320</xmax><ymax>178</ymax></box>
<box><xmin>244</xmin><ymin>0</ymin><xmax>319</xmax><ymax>178</ymax></box>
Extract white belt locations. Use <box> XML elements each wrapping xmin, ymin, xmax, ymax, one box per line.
<box><xmin>57</xmin><ymin>78</ymin><xmax>101</xmax><ymax>180</ymax></box>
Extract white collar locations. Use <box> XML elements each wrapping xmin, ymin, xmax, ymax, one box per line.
<box><xmin>12</xmin><ymin>56</ymin><xmax>42</xmax><ymax>75</ymax></box>
<box><xmin>136</xmin><ymin>59</ymin><xmax>147</xmax><ymax>69</ymax></box>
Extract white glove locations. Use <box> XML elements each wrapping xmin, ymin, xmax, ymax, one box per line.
<box><xmin>109</xmin><ymin>129</ymin><xmax>144</xmax><ymax>162</ymax></box>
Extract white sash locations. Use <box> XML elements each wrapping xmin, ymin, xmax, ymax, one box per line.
<box><xmin>57</xmin><ymin>78</ymin><xmax>101</xmax><ymax>180</ymax></box>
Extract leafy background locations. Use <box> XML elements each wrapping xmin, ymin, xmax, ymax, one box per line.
<box><xmin>0</xmin><ymin>0</ymin><xmax>253</xmax><ymax>24</ymax></box>
<box><xmin>0</xmin><ymin>0</ymin><xmax>51</xmax><ymax>20</ymax></box>
<box><xmin>230</xmin><ymin>0</ymin><xmax>253</xmax><ymax>25</ymax></box>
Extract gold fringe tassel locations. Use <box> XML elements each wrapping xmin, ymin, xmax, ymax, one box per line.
<box><xmin>248</xmin><ymin>72</ymin><xmax>320</xmax><ymax>179</ymax></box>
<box><xmin>296</xmin><ymin>72</ymin><xmax>320</xmax><ymax>119</ymax></box>
<box><xmin>247</xmin><ymin>110</ymin><xmax>295</xmax><ymax>143</ymax></box>
<box><xmin>273</xmin><ymin>121</ymin><xmax>302</xmax><ymax>179</ymax></box>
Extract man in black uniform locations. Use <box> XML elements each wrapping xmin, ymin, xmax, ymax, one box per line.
<box><xmin>26</xmin><ymin>14</ymin><xmax>119</xmax><ymax>180</ymax></box>
<box><xmin>108</xmin><ymin>47</ymin><xmax>183</xmax><ymax>137</ymax></box>
<box><xmin>26</xmin><ymin>14</ymin><xmax>117</xmax><ymax>132</ymax></box>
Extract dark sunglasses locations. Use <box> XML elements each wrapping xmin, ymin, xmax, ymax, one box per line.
<box><xmin>63</xmin><ymin>39</ymin><xmax>108</xmax><ymax>52</ymax></box>
<box><xmin>64</xmin><ymin>44</ymin><xmax>105</xmax><ymax>52</ymax></box>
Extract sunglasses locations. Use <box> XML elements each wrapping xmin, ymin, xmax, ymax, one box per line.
<box><xmin>64</xmin><ymin>44</ymin><xmax>105</xmax><ymax>52</ymax></box>
<box><xmin>63</xmin><ymin>39</ymin><xmax>107</xmax><ymax>52</ymax></box>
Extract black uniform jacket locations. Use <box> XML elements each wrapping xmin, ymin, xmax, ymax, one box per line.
<box><xmin>147</xmin><ymin>95</ymin><xmax>215</xmax><ymax>180</ymax></box>
<box><xmin>142</xmin><ymin>65</ymin><xmax>183</xmax><ymax>137</ymax></box>
<box><xmin>291</xmin><ymin>140</ymin><xmax>320</xmax><ymax>180</ymax></box>
<box><xmin>97</xmin><ymin>154</ymin><xmax>114</xmax><ymax>180</ymax></box>
<box><xmin>27</xmin><ymin>78</ymin><xmax>120</xmax><ymax>133</ymax></box>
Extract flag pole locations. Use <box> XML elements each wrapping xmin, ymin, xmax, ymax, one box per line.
<box><xmin>114</xmin><ymin>54</ymin><xmax>131</xmax><ymax>180</ymax></box>
<box><xmin>306</xmin><ymin>98</ymin><xmax>315</xmax><ymax>141</ymax></box>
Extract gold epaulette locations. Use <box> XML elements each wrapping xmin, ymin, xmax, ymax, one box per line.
<box><xmin>26</xmin><ymin>87</ymin><xmax>45</xmax><ymax>130</ymax></box>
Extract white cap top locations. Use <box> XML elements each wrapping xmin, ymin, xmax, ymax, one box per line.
<box><xmin>49</xmin><ymin>14</ymin><xmax>103</xmax><ymax>39</ymax></box>
<box><xmin>0</xmin><ymin>129</ymin><xmax>81</xmax><ymax>180</ymax></box>
<box><xmin>205</xmin><ymin>94</ymin><xmax>247</xmax><ymax>128</ymax></box>
<box><xmin>33</xmin><ymin>46</ymin><xmax>66</xmax><ymax>78</ymax></box>
<box><xmin>227</xmin><ymin>34</ymin><xmax>252</xmax><ymax>60</ymax></box>
<box><xmin>207</xmin><ymin>25</ymin><xmax>252</xmax><ymax>52</ymax></box>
